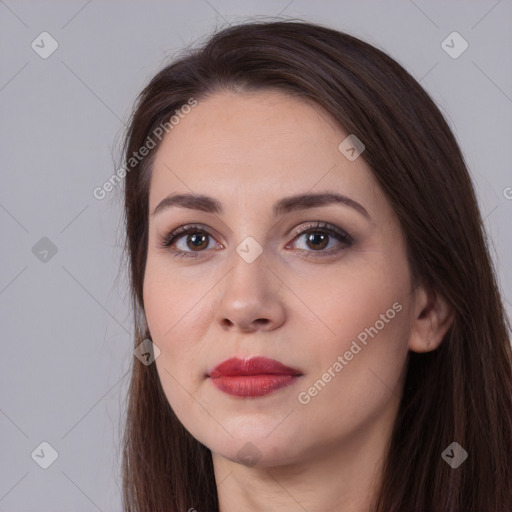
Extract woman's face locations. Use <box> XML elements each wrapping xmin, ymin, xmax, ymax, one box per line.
<box><xmin>143</xmin><ymin>90</ymin><xmax>419</xmax><ymax>468</ymax></box>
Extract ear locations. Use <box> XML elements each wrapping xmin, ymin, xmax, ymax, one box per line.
<box><xmin>409</xmin><ymin>285</ymin><xmax>454</xmax><ymax>353</ymax></box>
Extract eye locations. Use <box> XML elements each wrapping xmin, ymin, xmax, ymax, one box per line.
<box><xmin>158</xmin><ymin>224</ymin><xmax>221</xmax><ymax>259</ymax></box>
<box><xmin>287</xmin><ymin>221</ymin><xmax>353</xmax><ymax>257</ymax></box>
<box><xmin>158</xmin><ymin>221</ymin><xmax>353</xmax><ymax>260</ymax></box>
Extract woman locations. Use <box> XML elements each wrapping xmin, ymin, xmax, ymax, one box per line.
<box><xmin>119</xmin><ymin>20</ymin><xmax>512</xmax><ymax>511</ymax></box>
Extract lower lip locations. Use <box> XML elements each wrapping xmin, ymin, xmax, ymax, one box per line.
<box><xmin>209</xmin><ymin>375</ymin><xmax>299</xmax><ymax>397</ymax></box>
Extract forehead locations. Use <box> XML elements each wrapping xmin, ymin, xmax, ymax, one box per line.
<box><xmin>149</xmin><ymin>90</ymin><xmax>380</xmax><ymax>217</ymax></box>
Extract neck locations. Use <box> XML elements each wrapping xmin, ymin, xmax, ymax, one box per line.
<box><xmin>213</xmin><ymin>404</ymin><xmax>396</xmax><ymax>512</ymax></box>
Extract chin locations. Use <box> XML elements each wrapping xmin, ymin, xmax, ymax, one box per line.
<box><xmin>207</xmin><ymin>430</ymin><xmax>306</xmax><ymax>468</ymax></box>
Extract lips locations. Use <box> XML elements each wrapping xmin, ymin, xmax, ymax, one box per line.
<box><xmin>209</xmin><ymin>357</ymin><xmax>301</xmax><ymax>378</ymax></box>
<box><xmin>208</xmin><ymin>357</ymin><xmax>302</xmax><ymax>397</ymax></box>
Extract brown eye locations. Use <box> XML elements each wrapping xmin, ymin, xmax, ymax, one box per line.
<box><xmin>304</xmin><ymin>232</ymin><xmax>329</xmax><ymax>251</ymax></box>
<box><xmin>160</xmin><ymin>221</ymin><xmax>353</xmax><ymax>260</ymax></box>
<box><xmin>290</xmin><ymin>222</ymin><xmax>353</xmax><ymax>257</ymax></box>
<box><xmin>185</xmin><ymin>232</ymin><xmax>209</xmax><ymax>251</ymax></box>
<box><xmin>159</xmin><ymin>225</ymin><xmax>219</xmax><ymax>259</ymax></box>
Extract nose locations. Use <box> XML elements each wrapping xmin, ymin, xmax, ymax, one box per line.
<box><xmin>215</xmin><ymin>248</ymin><xmax>286</xmax><ymax>333</ymax></box>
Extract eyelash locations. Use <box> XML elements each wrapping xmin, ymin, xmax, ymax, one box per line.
<box><xmin>158</xmin><ymin>221</ymin><xmax>354</xmax><ymax>260</ymax></box>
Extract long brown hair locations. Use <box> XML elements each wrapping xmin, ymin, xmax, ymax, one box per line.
<box><xmin>119</xmin><ymin>20</ymin><xmax>512</xmax><ymax>511</ymax></box>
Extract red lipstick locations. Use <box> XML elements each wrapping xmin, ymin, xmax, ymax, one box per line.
<box><xmin>208</xmin><ymin>357</ymin><xmax>302</xmax><ymax>397</ymax></box>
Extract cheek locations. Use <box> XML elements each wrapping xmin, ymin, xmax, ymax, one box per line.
<box><xmin>144</xmin><ymin>270</ymin><xmax>211</xmax><ymax>427</ymax></box>
<box><xmin>142</xmin><ymin>265</ymin><xmax>209</xmax><ymax>398</ymax></box>
<box><xmin>143</xmin><ymin>257</ymin><xmax>212</xmax><ymax>341</ymax></box>
<box><xmin>144</xmin><ymin>265</ymin><xmax>220</xmax><ymax>444</ymax></box>
<box><xmin>293</xmin><ymin>252</ymin><xmax>412</xmax><ymax>407</ymax></box>
<box><xmin>303</xmin><ymin>251</ymin><xmax>410</xmax><ymax>347</ymax></box>
<box><xmin>325</xmin><ymin>279</ymin><xmax>408</xmax><ymax>343</ymax></box>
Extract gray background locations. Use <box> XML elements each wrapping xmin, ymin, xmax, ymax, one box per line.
<box><xmin>1</xmin><ymin>1</ymin><xmax>511</xmax><ymax>510</ymax></box>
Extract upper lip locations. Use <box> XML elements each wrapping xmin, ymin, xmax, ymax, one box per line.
<box><xmin>208</xmin><ymin>357</ymin><xmax>302</xmax><ymax>378</ymax></box>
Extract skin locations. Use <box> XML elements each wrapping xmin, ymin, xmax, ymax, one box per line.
<box><xmin>143</xmin><ymin>90</ymin><xmax>453</xmax><ymax>512</ymax></box>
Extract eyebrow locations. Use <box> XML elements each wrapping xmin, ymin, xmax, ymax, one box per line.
<box><xmin>151</xmin><ymin>191</ymin><xmax>371</xmax><ymax>220</ymax></box>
